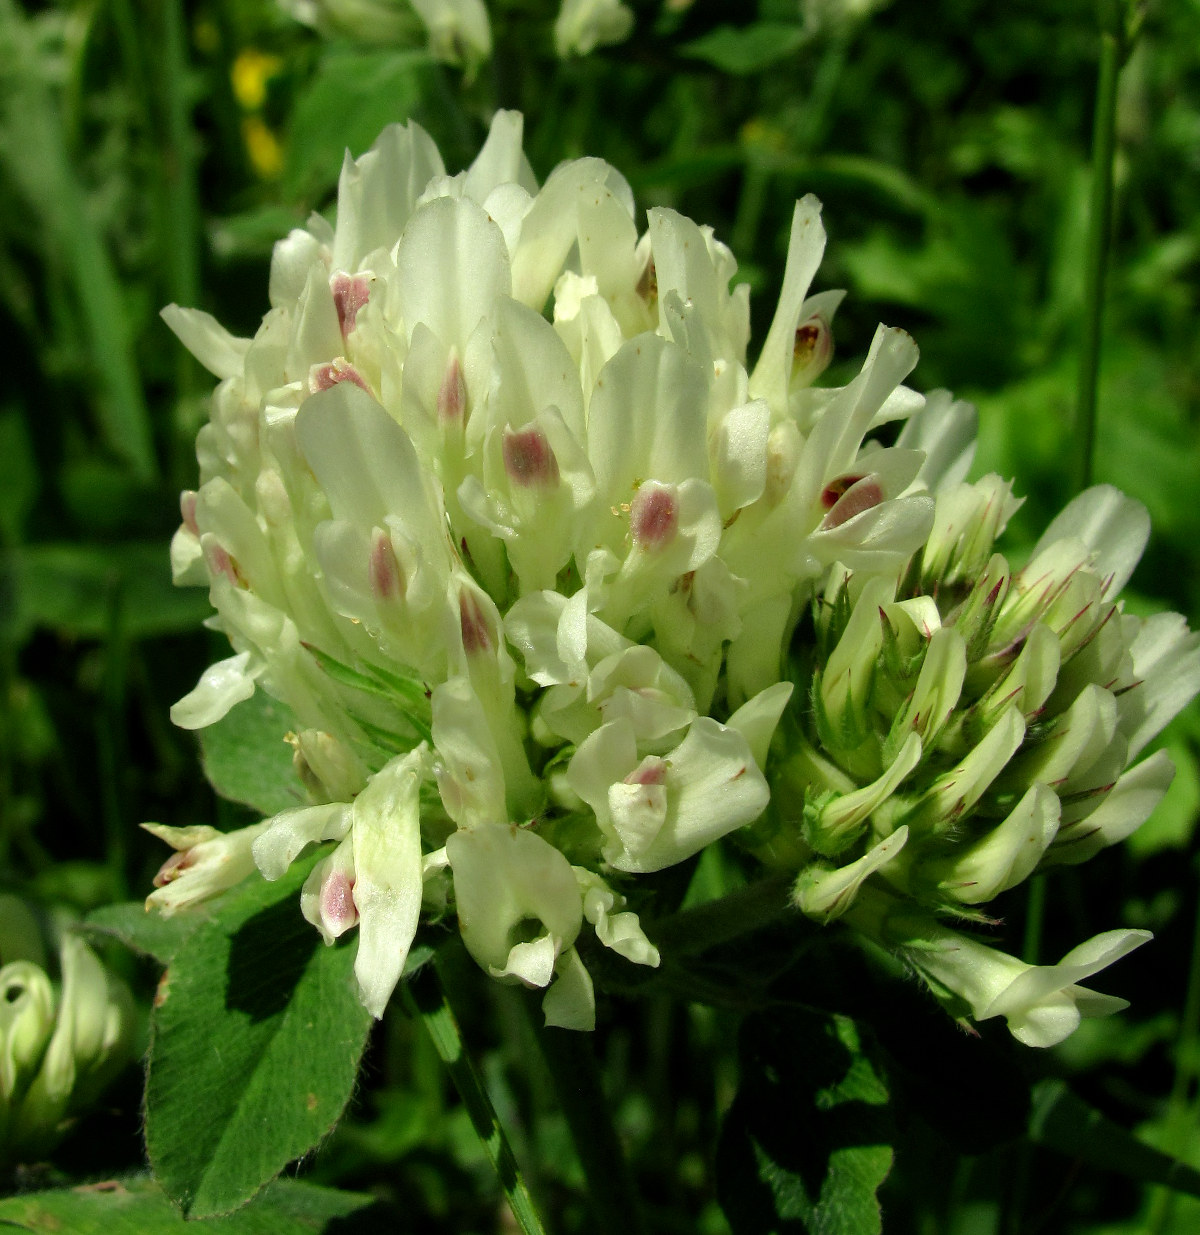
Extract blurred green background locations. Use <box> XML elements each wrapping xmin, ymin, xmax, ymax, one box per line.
<box><xmin>0</xmin><ymin>0</ymin><xmax>1198</xmax><ymax>1231</ymax></box>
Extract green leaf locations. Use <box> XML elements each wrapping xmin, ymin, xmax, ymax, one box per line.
<box><xmin>284</xmin><ymin>50</ymin><xmax>436</xmax><ymax>200</ymax></box>
<box><xmin>716</xmin><ymin>1007</ymin><xmax>894</xmax><ymax>1235</ymax></box>
<box><xmin>0</xmin><ymin>1175</ymin><xmax>393</xmax><ymax>1233</ymax></box>
<box><xmin>144</xmin><ymin>856</ymin><xmax>374</xmax><ymax>1218</ymax></box>
<box><xmin>1029</xmin><ymin>1080</ymin><xmax>1200</xmax><ymax>1199</ymax></box>
<box><xmin>680</xmin><ymin>23</ymin><xmax>810</xmax><ymax>75</ymax></box>
<box><xmin>0</xmin><ymin>543</ymin><xmax>212</xmax><ymax>644</ymax></box>
<box><xmin>81</xmin><ymin>900</ymin><xmax>202</xmax><ymax>965</ymax></box>
<box><xmin>199</xmin><ymin>690</ymin><xmax>308</xmax><ymax>817</ymax></box>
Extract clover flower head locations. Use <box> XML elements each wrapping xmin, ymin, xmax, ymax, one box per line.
<box><xmin>159</xmin><ymin>111</ymin><xmax>943</xmax><ymax>1028</ymax></box>
<box><xmin>777</xmin><ymin>448</ymin><xmax>1200</xmax><ymax>1041</ymax></box>
<box><xmin>0</xmin><ymin>896</ymin><xmax>134</xmax><ymax>1163</ymax></box>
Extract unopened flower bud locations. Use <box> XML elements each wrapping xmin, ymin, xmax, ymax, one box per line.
<box><xmin>143</xmin><ymin>821</ymin><xmax>269</xmax><ymax>914</ymax></box>
<box><xmin>919</xmin><ymin>782</ymin><xmax>1060</xmax><ymax>904</ymax></box>
<box><xmin>922</xmin><ymin>475</ymin><xmax>1021</xmax><ymax>588</ymax></box>
<box><xmin>948</xmin><ymin>553</ymin><xmax>1010</xmax><ymax>663</ymax></box>
<box><xmin>0</xmin><ymin>962</ymin><xmax>55</xmax><ymax>1103</ymax></box>
<box><xmin>795</xmin><ymin>826</ymin><xmax>909</xmax><ymax>923</ymax></box>
<box><xmin>815</xmin><ymin>576</ymin><xmax>892</xmax><ymax>751</ymax></box>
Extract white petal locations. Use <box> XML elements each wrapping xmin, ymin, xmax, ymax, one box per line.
<box><xmin>396</xmin><ymin>195</ymin><xmax>512</xmax><ymax>355</ymax></box>
<box><xmin>161</xmin><ymin>305</ymin><xmax>250</xmax><ymax>379</ymax></box>
<box><xmin>725</xmin><ymin>682</ymin><xmax>793</xmax><ymax>770</ymax></box>
<box><xmin>487</xmin><ymin>296</ymin><xmax>586</xmax><ymax>442</ymax></box>
<box><xmin>610</xmin><ymin>718</ymin><xmax>770</xmax><ymax>873</ymax></box>
<box><xmin>932</xmin><ymin>783</ymin><xmax>1060</xmax><ymax>903</ymax></box>
<box><xmin>748</xmin><ymin>196</ymin><xmax>827</xmax><ymax>414</ymax></box>
<box><xmin>712</xmin><ymin>400</ymin><xmax>770</xmax><ymax>517</ymax></box>
<box><xmin>332</xmin><ymin>121</ymin><xmax>445</xmax><ymax>272</ymax></box>
<box><xmin>1032</xmin><ymin>485</ymin><xmax>1150</xmax><ymax>598</ymax></box>
<box><xmin>352</xmin><ymin>749</ymin><xmax>429</xmax><ymax>1018</ymax></box>
<box><xmin>541</xmin><ymin>948</ymin><xmax>595</xmax><ymax>1031</ymax></box>
<box><xmin>252</xmin><ymin>803</ymin><xmax>353</xmax><ymax>880</ymax></box>
<box><xmin>1118</xmin><ymin>612</ymin><xmax>1200</xmax><ymax>759</ymax></box>
<box><xmin>431</xmin><ymin>677</ymin><xmax>508</xmax><ymax>827</ymax></box>
<box><xmin>269</xmin><ymin>228</ymin><xmax>325</xmax><ymax>309</ymax></box>
<box><xmin>296</xmin><ymin>381</ymin><xmax>445</xmax><ymax>550</ymax></box>
<box><xmin>169</xmin><ymin>652</ymin><xmax>258</xmax><ymax>729</ymax></box>
<box><xmin>895</xmin><ymin>389</ymin><xmax>978</xmax><ymax>492</ymax></box>
<box><xmin>586</xmin><ymin>333</ymin><xmax>709</xmax><ymax>503</ymax></box>
<box><xmin>1044</xmin><ymin>750</ymin><xmax>1175</xmax><ymax>866</ymax></box>
<box><xmin>464</xmin><ymin>109</ymin><xmax>536</xmax><ymax>201</ymax></box>
<box><xmin>511</xmin><ymin>157</ymin><xmax>634</xmax><ymax>311</ymax></box>
<box><xmin>446</xmin><ymin>824</ymin><xmax>583</xmax><ymax>975</ymax></box>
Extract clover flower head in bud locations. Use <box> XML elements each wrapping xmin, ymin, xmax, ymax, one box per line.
<box><xmin>0</xmin><ymin>901</ymin><xmax>134</xmax><ymax>1164</ymax></box>
<box><xmin>277</xmin><ymin>0</ymin><xmax>421</xmax><ymax>45</ymax></box>
<box><xmin>160</xmin><ymin>112</ymin><xmax>1027</xmax><ymax>1025</ymax></box>
<box><xmin>769</xmin><ymin>441</ymin><xmax>1200</xmax><ymax>1042</ymax></box>
<box><xmin>409</xmin><ymin>0</ymin><xmax>491</xmax><ymax>72</ymax></box>
<box><xmin>554</xmin><ymin>0</ymin><xmax>635</xmax><ymax>58</ymax></box>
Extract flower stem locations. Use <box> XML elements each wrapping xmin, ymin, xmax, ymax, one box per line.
<box><xmin>522</xmin><ymin>993</ymin><xmax>650</xmax><ymax>1235</ymax></box>
<box><xmin>1074</xmin><ymin>8</ymin><xmax>1138</xmax><ymax>495</ymax></box>
<box><xmin>404</xmin><ymin>958</ymin><xmax>548</xmax><ymax>1235</ymax></box>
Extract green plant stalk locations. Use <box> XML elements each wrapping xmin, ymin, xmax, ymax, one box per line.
<box><xmin>161</xmin><ymin>0</ymin><xmax>200</xmax><ymax>310</ymax></box>
<box><xmin>1021</xmin><ymin>875</ymin><xmax>1047</xmax><ymax>964</ymax></box>
<box><xmin>404</xmin><ymin>959</ymin><xmax>548</xmax><ymax>1235</ymax></box>
<box><xmin>522</xmin><ymin>992</ymin><xmax>650</xmax><ymax>1235</ymax></box>
<box><xmin>0</xmin><ymin>0</ymin><xmax>156</xmax><ymax>480</ymax></box>
<box><xmin>1073</xmin><ymin>29</ymin><xmax>1122</xmax><ymax>495</ymax></box>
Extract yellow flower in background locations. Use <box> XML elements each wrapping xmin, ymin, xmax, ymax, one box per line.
<box><xmin>231</xmin><ymin>49</ymin><xmax>284</xmax><ymax>180</ymax></box>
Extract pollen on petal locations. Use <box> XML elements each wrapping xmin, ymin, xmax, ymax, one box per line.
<box><xmin>330</xmin><ymin>272</ymin><xmax>371</xmax><ymax>338</ymax></box>
<box><xmin>503</xmin><ymin>427</ymin><xmax>560</xmax><ymax>488</ymax></box>
<box><xmin>631</xmin><ymin>484</ymin><xmax>679</xmax><ymax>550</ymax></box>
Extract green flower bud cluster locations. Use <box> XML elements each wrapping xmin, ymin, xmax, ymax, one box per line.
<box><xmin>764</xmin><ymin>474</ymin><xmax>1200</xmax><ymax>1044</ymax></box>
<box><xmin>0</xmin><ymin>896</ymin><xmax>134</xmax><ymax>1165</ymax></box>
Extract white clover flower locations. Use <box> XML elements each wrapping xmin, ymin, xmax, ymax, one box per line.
<box><xmin>277</xmin><ymin>0</ymin><xmax>420</xmax><ymax>45</ymax></box>
<box><xmin>157</xmin><ymin>112</ymin><xmax>1005</xmax><ymax>1025</ymax></box>
<box><xmin>554</xmin><ymin>0</ymin><xmax>635</xmax><ymax>58</ymax></box>
<box><xmin>854</xmin><ymin>887</ymin><xmax>1152</xmax><ymax>1048</ymax></box>
<box><xmin>409</xmin><ymin>0</ymin><xmax>492</xmax><ymax>71</ymax></box>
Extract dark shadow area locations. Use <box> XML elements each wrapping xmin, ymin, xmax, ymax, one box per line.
<box><xmin>225</xmin><ymin>894</ymin><xmax>318</xmax><ymax>1021</ymax></box>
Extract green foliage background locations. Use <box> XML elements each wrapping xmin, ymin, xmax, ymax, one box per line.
<box><xmin>0</xmin><ymin>0</ymin><xmax>1198</xmax><ymax>1232</ymax></box>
